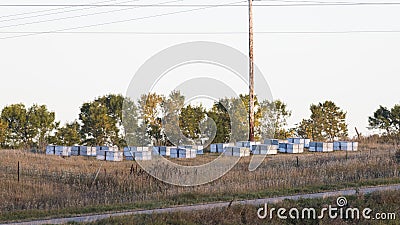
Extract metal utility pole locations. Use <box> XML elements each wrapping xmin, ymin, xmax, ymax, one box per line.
<box><xmin>248</xmin><ymin>0</ymin><xmax>255</xmax><ymax>141</ymax></box>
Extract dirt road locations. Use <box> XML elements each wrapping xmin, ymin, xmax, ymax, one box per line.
<box><xmin>4</xmin><ymin>184</ymin><xmax>400</xmax><ymax>225</ymax></box>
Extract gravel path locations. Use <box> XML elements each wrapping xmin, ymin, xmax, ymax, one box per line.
<box><xmin>4</xmin><ymin>184</ymin><xmax>400</xmax><ymax>225</ymax></box>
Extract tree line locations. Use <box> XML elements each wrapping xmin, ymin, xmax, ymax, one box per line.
<box><xmin>1</xmin><ymin>91</ymin><xmax>395</xmax><ymax>151</ymax></box>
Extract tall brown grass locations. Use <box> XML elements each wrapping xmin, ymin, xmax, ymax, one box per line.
<box><xmin>0</xmin><ymin>142</ymin><xmax>398</xmax><ymax>216</ymax></box>
<box><xmin>87</xmin><ymin>190</ymin><xmax>400</xmax><ymax>225</ymax></box>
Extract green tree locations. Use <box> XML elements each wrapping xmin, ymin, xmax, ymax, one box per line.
<box><xmin>1</xmin><ymin>104</ymin><xmax>57</xmax><ymax>150</ymax></box>
<box><xmin>300</xmin><ymin>103</ymin><xmax>328</xmax><ymax>141</ymax></box>
<box><xmin>231</xmin><ymin>95</ymin><xmax>252</xmax><ymax>142</ymax></box>
<box><xmin>296</xmin><ymin>119</ymin><xmax>314</xmax><ymax>139</ymax></box>
<box><xmin>0</xmin><ymin>120</ymin><xmax>8</xmax><ymax>148</ymax></box>
<box><xmin>369</xmin><ymin>104</ymin><xmax>400</xmax><ymax>146</ymax></box>
<box><xmin>122</xmin><ymin>97</ymin><xmax>141</xmax><ymax>146</ymax></box>
<box><xmin>239</xmin><ymin>94</ymin><xmax>262</xmax><ymax>141</ymax></box>
<box><xmin>96</xmin><ymin>94</ymin><xmax>125</xmax><ymax>124</ymax></box>
<box><xmin>179</xmin><ymin>105</ymin><xmax>206</xmax><ymax>140</ymax></box>
<box><xmin>369</xmin><ymin>105</ymin><xmax>395</xmax><ymax>134</ymax></box>
<box><xmin>162</xmin><ymin>91</ymin><xmax>185</xmax><ymax>146</ymax></box>
<box><xmin>96</xmin><ymin>94</ymin><xmax>126</xmax><ymax>147</ymax></box>
<box><xmin>54</xmin><ymin>121</ymin><xmax>81</xmax><ymax>146</ymax></box>
<box><xmin>259</xmin><ymin>100</ymin><xmax>292</xmax><ymax>140</ymax></box>
<box><xmin>207</xmin><ymin>95</ymin><xmax>250</xmax><ymax>143</ymax></box>
<box><xmin>322</xmin><ymin>101</ymin><xmax>348</xmax><ymax>141</ymax></box>
<box><xmin>28</xmin><ymin>104</ymin><xmax>57</xmax><ymax>151</ymax></box>
<box><xmin>391</xmin><ymin>105</ymin><xmax>400</xmax><ymax>134</ymax></box>
<box><xmin>296</xmin><ymin>101</ymin><xmax>348</xmax><ymax>141</ymax></box>
<box><xmin>138</xmin><ymin>93</ymin><xmax>164</xmax><ymax>146</ymax></box>
<box><xmin>207</xmin><ymin>100</ymin><xmax>231</xmax><ymax>144</ymax></box>
<box><xmin>80</xmin><ymin>101</ymin><xmax>116</xmax><ymax>146</ymax></box>
<box><xmin>1</xmin><ymin>104</ymin><xmax>31</xmax><ymax>148</ymax></box>
<box><xmin>79</xmin><ymin>94</ymin><xmax>126</xmax><ymax>147</ymax></box>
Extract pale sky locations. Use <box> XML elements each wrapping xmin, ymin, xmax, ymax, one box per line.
<box><xmin>1</xmin><ymin>0</ymin><xmax>400</xmax><ymax>137</ymax></box>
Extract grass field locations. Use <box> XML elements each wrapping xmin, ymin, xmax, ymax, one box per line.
<box><xmin>82</xmin><ymin>190</ymin><xmax>400</xmax><ymax>225</ymax></box>
<box><xmin>0</xmin><ymin>143</ymin><xmax>399</xmax><ymax>223</ymax></box>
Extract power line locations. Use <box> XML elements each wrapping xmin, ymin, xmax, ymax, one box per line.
<box><xmin>1</xmin><ymin>0</ymin><xmax>397</xmax><ymax>31</ymax></box>
<box><xmin>254</xmin><ymin>2</ymin><xmax>400</xmax><ymax>6</ymax></box>
<box><xmin>0</xmin><ymin>0</ymin><xmax>144</xmax><ymax>23</ymax></box>
<box><xmin>0</xmin><ymin>0</ymin><xmax>246</xmax><ymax>40</ymax></box>
<box><xmin>1</xmin><ymin>0</ymin><xmax>398</xmax><ymax>39</ymax></box>
<box><xmin>254</xmin><ymin>0</ymin><xmax>360</xmax><ymax>3</ymax></box>
<box><xmin>1</xmin><ymin>30</ymin><xmax>400</xmax><ymax>34</ymax></box>
<box><xmin>0</xmin><ymin>0</ymin><xmax>183</xmax><ymax>29</ymax></box>
<box><xmin>0</xmin><ymin>0</ymin><xmax>346</xmax><ymax>23</ymax></box>
<box><xmin>257</xmin><ymin>30</ymin><xmax>400</xmax><ymax>34</ymax></box>
<box><xmin>0</xmin><ymin>0</ymin><xmax>125</xmax><ymax>19</ymax></box>
<box><xmin>1</xmin><ymin>2</ymin><xmax>400</xmax><ymax>6</ymax></box>
<box><xmin>0</xmin><ymin>4</ymin><xmax>243</xmax><ymax>7</ymax></box>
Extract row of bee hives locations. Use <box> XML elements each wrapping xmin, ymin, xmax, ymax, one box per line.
<box><xmin>45</xmin><ymin>139</ymin><xmax>358</xmax><ymax>161</ymax></box>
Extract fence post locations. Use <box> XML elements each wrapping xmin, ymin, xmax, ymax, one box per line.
<box><xmin>17</xmin><ymin>161</ymin><xmax>20</xmax><ymax>182</ymax></box>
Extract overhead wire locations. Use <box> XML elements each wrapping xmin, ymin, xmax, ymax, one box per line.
<box><xmin>0</xmin><ymin>0</ymin><xmax>247</xmax><ymax>40</ymax></box>
<box><xmin>0</xmin><ymin>0</ymin><xmax>184</xmax><ymax>29</ymax></box>
<box><xmin>0</xmin><ymin>0</ymin><xmax>129</xmax><ymax>19</ymax></box>
<box><xmin>1</xmin><ymin>30</ymin><xmax>400</xmax><ymax>34</ymax></box>
<box><xmin>0</xmin><ymin>0</ymin><xmax>144</xmax><ymax>23</ymax></box>
<box><xmin>1</xmin><ymin>2</ymin><xmax>400</xmax><ymax>6</ymax></box>
<box><xmin>1</xmin><ymin>0</ymin><xmax>400</xmax><ymax>39</ymax></box>
<box><xmin>0</xmin><ymin>0</ymin><xmax>349</xmax><ymax>23</ymax></box>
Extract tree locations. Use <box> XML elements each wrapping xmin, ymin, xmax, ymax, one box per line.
<box><xmin>296</xmin><ymin>119</ymin><xmax>314</xmax><ymax>139</ymax></box>
<box><xmin>231</xmin><ymin>95</ymin><xmax>252</xmax><ymax>142</ymax></box>
<box><xmin>239</xmin><ymin>94</ymin><xmax>261</xmax><ymax>141</ymax></box>
<box><xmin>138</xmin><ymin>93</ymin><xmax>164</xmax><ymax>146</ymax></box>
<box><xmin>369</xmin><ymin>104</ymin><xmax>400</xmax><ymax>146</ymax></box>
<box><xmin>79</xmin><ymin>94</ymin><xmax>126</xmax><ymax>147</ymax></box>
<box><xmin>391</xmin><ymin>105</ymin><xmax>400</xmax><ymax>135</ymax></box>
<box><xmin>80</xmin><ymin>101</ymin><xmax>116</xmax><ymax>146</ymax></box>
<box><xmin>179</xmin><ymin>105</ymin><xmax>206</xmax><ymax>140</ymax></box>
<box><xmin>53</xmin><ymin>121</ymin><xmax>81</xmax><ymax>146</ymax></box>
<box><xmin>297</xmin><ymin>103</ymin><xmax>327</xmax><ymax>141</ymax></box>
<box><xmin>207</xmin><ymin>95</ymin><xmax>251</xmax><ymax>143</ymax></box>
<box><xmin>95</xmin><ymin>94</ymin><xmax>124</xmax><ymax>124</ymax></box>
<box><xmin>322</xmin><ymin>101</ymin><xmax>348</xmax><ymax>141</ymax></box>
<box><xmin>296</xmin><ymin>101</ymin><xmax>348</xmax><ymax>141</ymax></box>
<box><xmin>1</xmin><ymin>104</ymin><xmax>57</xmax><ymax>150</ymax></box>
<box><xmin>259</xmin><ymin>100</ymin><xmax>292</xmax><ymax>140</ymax></box>
<box><xmin>1</xmin><ymin>104</ymin><xmax>31</xmax><ymax>149</ymax></box>
<box><xmin>0</xmin><ymin>120</ymin><xmax>8</xmax><ymax>148</ymax></box>
<box><xmin>28</xmin><ymin>104</ymin><xmax>57</xmax><ymax>151</ymax></box>
<box><xmin>95</xmin><ymin>94</ymin><xmax>126</xmax><ymax>147</ymax></box>
<box><xmin>122</xmin><ymin>97</ymin><xmax>141</xmax><ymax>146</ymax></box>
<box><xmin>162</xmin><ymin>91</ymin><xmax>185</xmax><ymax>146</ymax></box>
<box><xmin>207</xmin><ymin>100</ymin><xmax>231</xmax><ymax>144</ymax></box>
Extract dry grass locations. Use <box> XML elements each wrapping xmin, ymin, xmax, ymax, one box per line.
<box><xmin>85</xmin><ymin>189</ymin><xmax>400</xmax><ymax>225</ymax></box>
<box><xmin>0</xmin><ymin>142</ymin><xmax>399</xmax><ymax>222</ymax></box>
